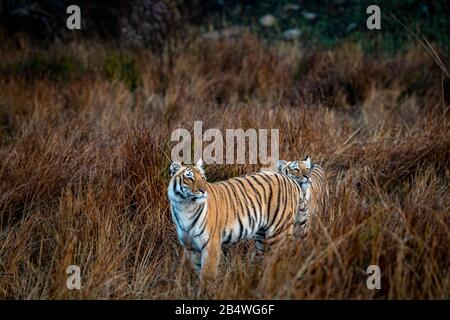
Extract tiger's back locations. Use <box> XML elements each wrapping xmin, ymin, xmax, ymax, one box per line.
<box><xmin>206</xmin><ymin>171</ymin><xmax>302</xmax><ymax>249</ymax></box>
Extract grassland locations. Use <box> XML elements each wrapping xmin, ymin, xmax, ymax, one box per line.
<box><xmin>0</xmin><ymin>30</ymin><xmax>449</xmax><ymax>299</ymax></box>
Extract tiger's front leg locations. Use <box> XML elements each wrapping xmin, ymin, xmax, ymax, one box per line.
<box><xmin>200</xmin><ymin>236</ymin><xmax>221</xmax><ymax>282</ymax></box>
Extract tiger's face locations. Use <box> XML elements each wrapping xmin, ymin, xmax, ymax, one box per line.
<box><xmin>276</xmin><ymin>156</ymin><xmax>312</xmax><ymax>185</ymax></box>
<box><xmin>168</xmin><ymin>159</ymin><xmax>208</xmax><ymax>203</ymax></box>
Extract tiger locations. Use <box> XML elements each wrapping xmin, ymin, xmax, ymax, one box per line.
<box><xmin>167</xmin><ymin>159</ymin><xmax>305</xmax><ymax>280</ymax></box>
<box><xmin>276</xmin><ymin>156</ymin><xmax>329</xmax><ymax>233</ymax></box>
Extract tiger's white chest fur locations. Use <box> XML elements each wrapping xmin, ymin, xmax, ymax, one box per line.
<box><xmin>168</xmin><ymin>192</ymin><xmax>209</xmax><ymax>251</ymax></box>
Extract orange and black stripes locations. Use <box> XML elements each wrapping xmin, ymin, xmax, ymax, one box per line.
<box><xmin>308</xmin><ymin>163</ymin><xmax>329</xmax><ymax>216</ymax></box>
<box><xmin>168</xmin><ymin>161</ymin><xmax>304</xmax><ymax>279</ymax></box>
<box><xmin>276</xmin><ymin>158</ymin><xmax>330</xmax><ymax>233</ymax></box>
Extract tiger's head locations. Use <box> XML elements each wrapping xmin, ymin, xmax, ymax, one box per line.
<box><xmin>168</xmin><ymin>159</ymin><xmax>208</xmax><ymax>204</ymax></box>
<box><xmin>276</xmin><ymin>155</ymin><xmax>312</xmax><ymax>185</ymax></box>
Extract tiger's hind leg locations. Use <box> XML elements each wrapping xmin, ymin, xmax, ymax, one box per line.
<box><xmin>255</xmin><ymin>229</ymin><xmax>266</xmax><ymax>255</ymax></box>
<box><xmin>263</xmin><ymin>222</ymin><xmax>295</xmax><ymax>252</ymax></box>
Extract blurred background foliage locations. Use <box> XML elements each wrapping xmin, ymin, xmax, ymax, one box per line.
<box><xmin>0</xmin><ymin>1</ymin><xmax>448</xmax><ymax>93</ymax></box>
<box><xmin>0</xmin><ymin>0</ymin><xmax>448</xmax><ymax>53</ymax></box>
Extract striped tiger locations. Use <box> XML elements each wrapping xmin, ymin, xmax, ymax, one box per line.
<box><xmin>167</xmin><ymin>159</ymin><xmax>304</xmax><ymax>280</ymax></box>
<box><xmin>276</xmin><ymin>156</ymin><xmax>329</xmax><ymax>233</ymax></box>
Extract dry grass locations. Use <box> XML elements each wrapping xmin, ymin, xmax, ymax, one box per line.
<box><xmin>0</xmin><ymin>34</ymin><xmax>449</xmax><ymax>299</ymax></box>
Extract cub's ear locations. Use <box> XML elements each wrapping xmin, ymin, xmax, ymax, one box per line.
<box><xmin>276</xmin><ymin>160</ymin><xmax>287</xmax><ymax>172</ymax></box>
<box><xmin>303</xmin><ymin>155</ymin><xmax>312</xmax><ymax>169</ymax></box>
<box><xmin>169</xmin><ymin>161</ymin><xmax>182</xmax><ymax>176</ymax></box>
<box><xmin>195</xmin><ymin>158</ymin><xmax>203</xmax><ymax>169</ymax></box>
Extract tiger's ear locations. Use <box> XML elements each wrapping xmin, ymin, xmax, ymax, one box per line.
<box><xmin>195</xmin><ymin>158</ymin><xmax>203</xmax><ymax>169</ymax></box>
<box><xmin>169</xmin><ymin>161</ymin><xmax>182</xmax><ymax>176</ymax></box>
<box><xmin>276</xmin><ymin>160</ymin><xmax>287</xmax><ymax>172</ymax></box>
<box><xmin>303</xmin><ymin>156</ymin><xmax>312</xmax><ymax>169</ymax></box>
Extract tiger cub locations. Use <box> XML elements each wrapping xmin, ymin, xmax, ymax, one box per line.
<box><xmin>168</xmin><ymin>159</ymin><xmax>304</xmax><ymax>280</ymax></box>
<box><xmin>277</xmin><ymin>156</ymin><xmax>329</xmax><ymax>233</ymax></box>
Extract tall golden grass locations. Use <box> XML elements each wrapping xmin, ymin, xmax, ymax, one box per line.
<box><xmin>0</xmin><ymin>34</ymin><xmax>449</xmax><ymax>299</ymax></box>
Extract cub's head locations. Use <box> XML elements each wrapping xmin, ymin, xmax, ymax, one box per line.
<box><xmin>276</xmin><ymin>156</ymin><xmax>312</xmax><ymax>184</ymax></box>
<box><xmin>168</xmin><ymin>159</ymin><xmax>208</xmax><ymax>203</ymax></box>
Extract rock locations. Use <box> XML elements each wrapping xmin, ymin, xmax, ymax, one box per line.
<box><xmin>283</xmin><ymin>4</ymin><xmax>300</xmax><ymax>11</ymax></box>
<box><xmin>282</xmin><ymin>28</ymin><xmax>302</xmax><ymax>40</ymax></box>
<box><xmin>259</xmin><ymin>14</ymin><xmax>277</xmax><ymax>27</ymax></box>
<box><xmin>302</xmin><ymin>11</ymin><xmax>318</xmax><ymax>21</ymax></box>
<box><xmin>346</xmin><ymin>22</ymin><xmax>357</xmax><ymax>33</ymax></box>
<box><xmin>201</xmin><ymin>26</ymin><xmax>244</xmax><ymax>41</ymax></box>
